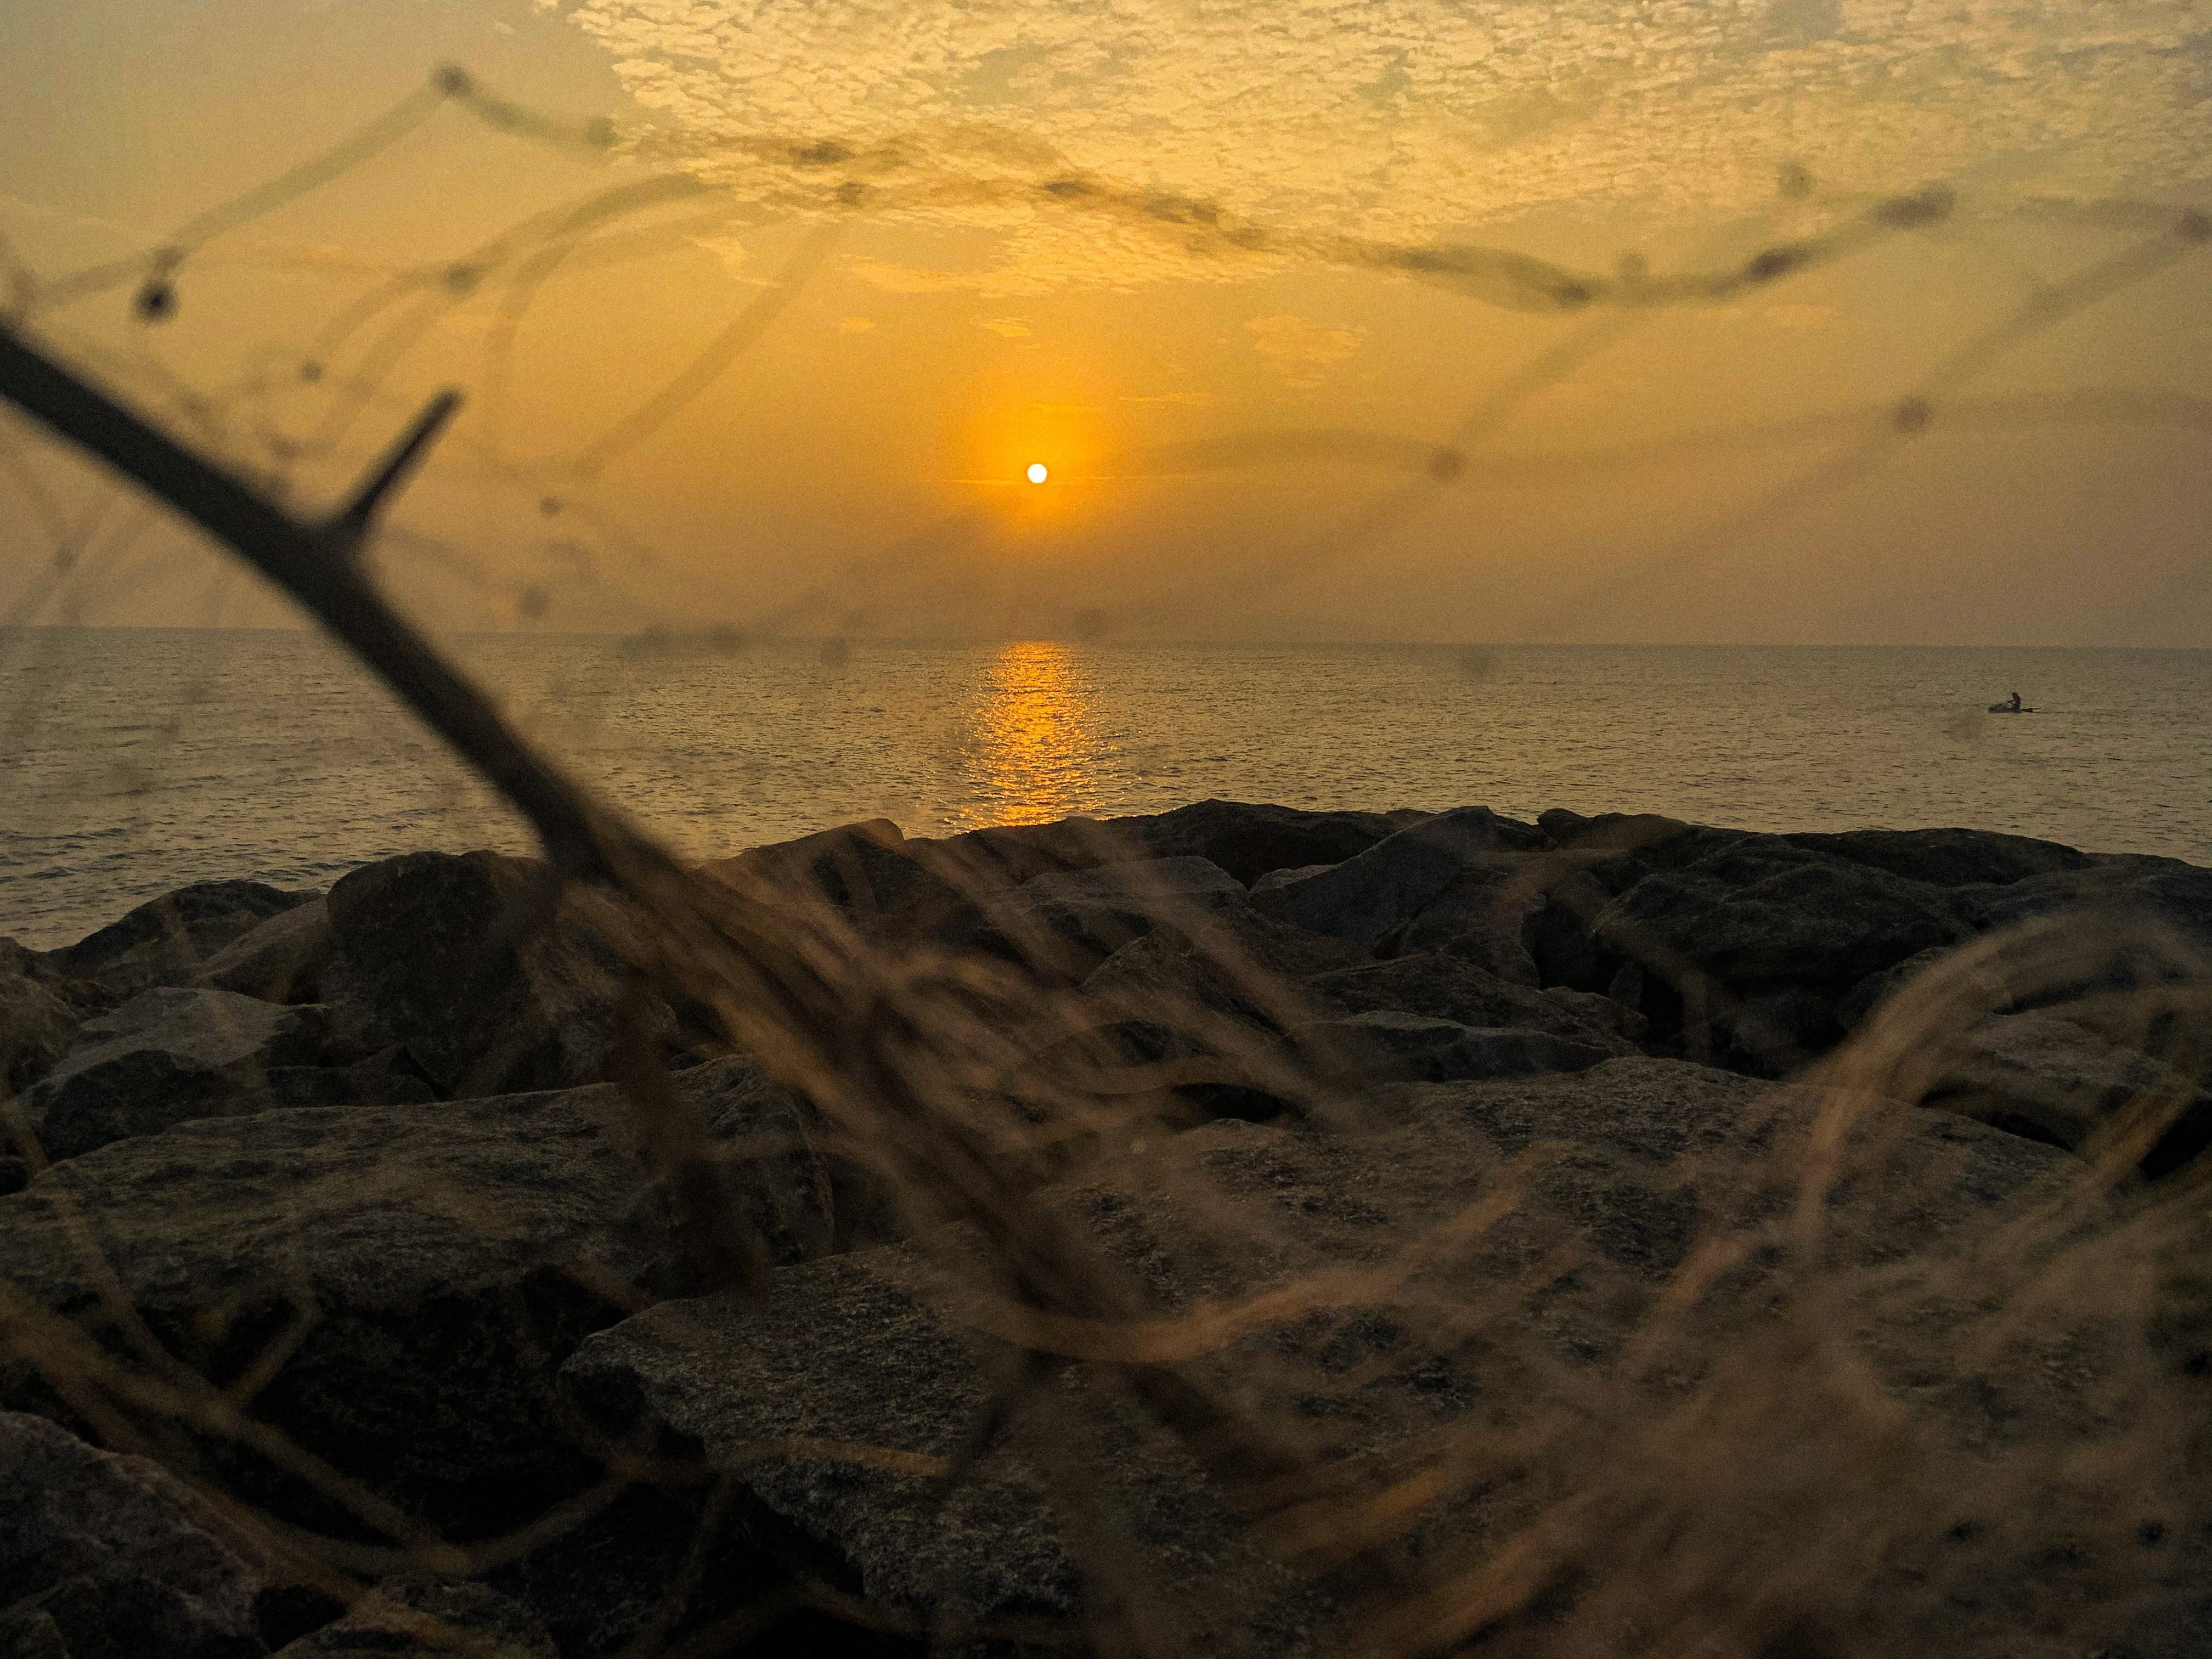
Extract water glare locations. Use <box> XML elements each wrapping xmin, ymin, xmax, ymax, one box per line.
<box><xmin>960</xmin><ymin>640</ymin><xmax>1111</xmax><ymax>826</ymax></box>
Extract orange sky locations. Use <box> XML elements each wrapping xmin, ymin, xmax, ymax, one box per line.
<box><xmin>2</xmin><ymin>0</ymin><xmax>2209</xmax><ymax>646</ymax></box>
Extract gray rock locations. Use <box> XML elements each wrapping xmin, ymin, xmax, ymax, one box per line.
<box><xmin>1838</xmin><ymin>942</ymin><xmax>2021</xmax><ymax>1032</ymax></box>
<box><xmin>16</xmin><ymin>988</ymin><xmax>329</xmax><ymax>1163</ymax></box>
<box><xmin>1248</xmin><ymin>863</ymin><xmax>1334</xmax><ymax>903</ymax></box>
<box><xmin>1541</xmin><ymin>984</ymin><xmax>1650</xmax><ymax>1042</ymax></box>
<box><xmin>0</xmin><ymin>952</ymin><xmax>87</xmax><ymax>1099</ymax></box>
<box><xmin>1596</xmin><ymin>836</ymin><xmax>1972</xmax><ymax>990</ymax></box>
<box><xmin>309</xmin><ymin>951</ymin><xmax>402</xmax><ymax>1069</ymax></box>
<box><xmin>905</xmin><ymin>817</ymin><xmax>1124</xmax><ymax>889</ymax></box>
<box><xmin>272</xmin><ymin>1577</ymin><xmax>554</xmax><ymax>1658</ymax></box>
<box><xmin>702</xmin><ymin>819</ymin><xmax>984</xmax><ymax>943</ymax></box>
<box><xmin>244</xmin><ymin>1054</ymin><xmax>437</xmax><ymax>1113</ymax></box>
<box><xmin>0</xmin><ymin>1059</ymin><xmax>832</xmax><ymax>1539</ymax></box>
<box><xmin>1305</xmin><ymin>952</ymin><xmax>1635</xmax><ymax>1055</ymax></box>
<box><xmin>1085</xmin><ymin>908</ymin><xmax>1365</xmax><ymax>1028</ymax></box>
<box><xmin>709</xmin><ymin>817</ymin><xmax>905</xmax><ymax>891</ymax></box>
<box><xmin>44</xmin><ymin>882</ymin><xmax>318</xmax><ymax>1001</ymax></box>
<box><xmin>1273</xmin><ymin>806</ymin><xmax>1537</xmax><ymax>950</ymax></box>
<box><xmin>0</xmin><ymin>1409</ymin><xmax>267</xmax><ymax>1659</ymax></box>
<box><xmin>1523</xmin><ymin>868</ymin><xmax>1617</xmax><ymax>990</ymax></box>
<box><xmin>188</xmin><ymin>899</ymin><xmax>336</xmax><ymax>1005</ymax></box>
<box><xmin>1380</xmin><ymin>861</ymin><xmax>1545</xmax><ymax>979</ymax></box>
<box><xmin>1961</xmin><ymin>859</ymin><xmax>2212</xmax><ymax>956</ymax></box>
<box><xmin>1786</xmin><ymin>827</ymin><xmax>2088</xmax><ymax>889</ymax></box>
<box><xmin>565</xmin><ymin>1248</ymin><xmax>1085</xmax><ymax>1628</ymax></box>
<box><xmin>1294</xmin><ymin>1010</ymin><xmax>1620</xmax><ymax>1082</ymax></box>
<box><xmin>1927</xmin><ymin>1009</ymin><xmax>2212</xmax><ymax>1175</ymax></box>
<box><xmin>1103</xmin><ymin>799</ymin><xmax>1432</xmax><ymax>885</ymax></box>
<box><xmin>1517</xmin><ymin>820</ymin><xmax>1750</xmax><ymax>996</ymax></box>
<box><xmin>1070</xmin><ymin>911</ymin><xmax>1372</xmax><ymax>1121</ymax></box>
<box><xmin>562</xmin><ymin>1058</ymin><xmax>2159</xmax><ymax>1655</ymax></box>
<box><xmin>980</xmin><ymin>856</ymin><xmax>1248</xmax><ymax>974</ymax></box>
<box><xmin>1535</xmin><ymin>809</ymin><xmax>1701</xmax><ymax>856</ymax></box>
<box><xmin>324</xmin><ymin>851</ymin><xmax>673</xmax><ymax>1098</ymax></box>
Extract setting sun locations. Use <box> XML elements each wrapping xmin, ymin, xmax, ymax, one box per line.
<box><xmin>1026</xmin><ymin>462</ymin><xmax>1048</xmax><ymax>484</ymax></box>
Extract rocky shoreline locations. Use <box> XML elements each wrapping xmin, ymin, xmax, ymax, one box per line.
<box><xmin>3</xmin><ymin>799</ymin><xmax>2210</xmax><ymax>1658</ymax></box>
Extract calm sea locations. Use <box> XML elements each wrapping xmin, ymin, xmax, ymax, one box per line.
<box><xmin>4</xmin><ymin>627</ymin><xmax>2207</xmax><ymax>950</ymax></box>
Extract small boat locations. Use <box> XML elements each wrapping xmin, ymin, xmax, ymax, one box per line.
<box><xmin>1986</xmin><ymin>702</ymin><xmax>2035</xmax><ymax>713</ymax></box>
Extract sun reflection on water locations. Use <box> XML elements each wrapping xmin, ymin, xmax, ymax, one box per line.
<box><xmin>960</xmin><ymin>641</ymin><xmax>1115</xmax><ymax>826</ymax></box>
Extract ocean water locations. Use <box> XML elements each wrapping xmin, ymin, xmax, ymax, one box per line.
<box><xmin>3</xmin><ymin>627</ymin><xmax>2207</xmax><ymax>950</ymax></box>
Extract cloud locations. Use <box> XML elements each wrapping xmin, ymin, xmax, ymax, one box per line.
<box><xmin>978</xmin><ymin>316</ymin><xmax>1032</xmax><ymax>337</ymax></box>
<box><xmin>1121</xmin><ymin>391</ymin><xmax>1215</xmax><ymax>406</ymax></box>
<box><xmin>1246</xmin><ymin>313</ymin><xmax>1364</xmax><ymax>388</ymax></box>
<box><xmin>1028</xmin><ymin>399</ymin><xmax>1102</xmax><ymax>414</ymax></box>
<box><xmin>837</xmin><ymin>315</ymin><xmax>877</xmax><ymax>331</ymax></box>
<box><xmin>562</xmin><ymin>0</ymin><xmax>2212</xmax><ymax>291</ymax></box>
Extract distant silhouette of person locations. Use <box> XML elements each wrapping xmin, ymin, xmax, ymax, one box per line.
<box><xmin>2007</xmin><ymin>691</ymin><xmax>2022</xmax><ymax>711</ymax></box>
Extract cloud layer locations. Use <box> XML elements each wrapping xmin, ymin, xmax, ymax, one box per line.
<box><xmin>554</xmin><ymin>0</ymin><xmax>2212</xmax><ymax>288</ymax></box>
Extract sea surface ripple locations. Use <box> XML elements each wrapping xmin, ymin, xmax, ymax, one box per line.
<box><xmin>4</xmin><ymin>628</ymin><xmax>2205</xmax><ymax>949</ymax></box>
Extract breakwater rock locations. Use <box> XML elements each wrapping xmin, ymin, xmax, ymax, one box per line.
<box><xmin>3</xmin><ymin>800</ymin><xmax>2210</xmax><ymax>1657</ymax></box>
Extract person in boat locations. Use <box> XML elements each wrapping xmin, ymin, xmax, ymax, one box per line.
<box><xmin>2005</xmin><ymin>691</ymin><xmax>2022</xmax><ymax>711</ymax></box>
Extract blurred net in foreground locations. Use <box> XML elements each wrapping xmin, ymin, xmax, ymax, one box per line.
<box><xmin>2</xmin><ymin>65</ymin><xmax>2211</xmax><ymax>1659</ymax></box>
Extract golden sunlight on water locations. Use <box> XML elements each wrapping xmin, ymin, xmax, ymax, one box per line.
<box><xmin>958</xmin><ymin>641</ymin><xmax>1115</xmax><ymax>826</ymax></box>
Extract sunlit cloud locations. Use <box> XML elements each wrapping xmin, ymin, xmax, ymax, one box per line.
<box><xmin>978</xmin><ymin>316</ymin><xmax>1032</xmax><ymax>337</ymax></box>
<box><xmin>836</xmin><ymin>315</ymin><xmax>877</xmax><ymax>331</ymax></box>
<box><xmin>558</xmin><ymin>0</ymin><xmax>2212</xmax><ymax>292</ymax></box>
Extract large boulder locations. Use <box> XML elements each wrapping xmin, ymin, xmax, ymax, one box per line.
<box><xmin>1073</xmin><ymin>910</ymin><xmax>1370</xmax><ymax>1121</ymax></box>
<box><xmin>0</xmin><ymin>1059</ymin><xmax>832</xmax><ymax>1541</ymax></box>
<box><xmin>14</xmin><ymin>988</ymin><xmax>329</xmax><ymax>1163</ymax></box>
<box><xmin>0</xmin><ymin>943</ymin><xmax>96</xmax><ymax>1099</ymax></box>
<box><xmin>1304</xmin><ymin>952</ymin><xmax>1637</xmax><ymax>1054</ymax></box>
<box><xmin>1961</xmin><ymin>857</ymin><xmax>2212</xmax><ymax>953</ymax></box>
<box><xmin>0</xmin><ymin>1409</ymin><xmax>268</xmax><ymax>1659</ymax></box>
<box><xmin>702</xmin><ymin>818</ymin><xmax>983</xmax><ymax>943</ymax></box>
<box><xmin>1292</xmin><ymin>1010</ymin><xmax>1621</xmax><ymax>1082</ymax></box>
<box><xmin>1589</xmin><ymin>838</ymin><xmax>1977</xmax><ymax>1071</ymax></box>
<box><xmin>1596</xmin><ymin>838</ymin><xmax>1972</xmax><ymax>990</ymax></box>
<box><xmin>1837</xmin><ymin>941</ymin><xmax>2025</xmax><ymax>1033</ymax></box>
<box><xmin>43</xmin><ymin>883</ymin><xmax>318</xmax><ymax>1002</ymax></box>
<box><xmin>187</xmin><ymin>901</ymin><xmax>337</xmax><ymax>1006</ymax></box>
<box><xmin>904</xmin><ymin>817</ymin><xmax>1125</xmax><ymax>890</ymax></box>
<box><xmin>1534</xmin><ymin>810</ymin><xmax>1727</xmax><ymax>889</ymax></box>
<box><xmin>1271</xmin><ymin>806</ymin><xmax>1543</xmax><ymax>951</ymax></box>
<box><xmin>323</xmin><ymin>852</ymin><xmax>672</xmax><ymax>1099</ymax></box>
<box><xmin>1926</xmin><ymin>1009</ymin><xmax>2212</xmax><ymax>1176</ymax></box>
<box><xmin>1083</xmin><ymin>908</ymin><xmax>1366</xmax><ymax>1031</ymax></box>
<box><xmin>561</xmin><ymin>1058</ymin><xmax>2171</xmax><ymax>1655</ymax></box>
<box><xmin>706</xmin><ymin>804</ymin><xmax>1500</xmax><ymax>958</ymax></box>
<box><xmin>1786</xmin><ymin>827</ymin><xmax>2089</xmax><ymax>889</ymax></box>
<box><xmin>1386</xmin><ymin>864</ymin><xmax>1545</xmax><ymax>982</ymax></box>
<box><xmin>567</xmin><ymin>1245</ymin><xmax>1090</xmax><ymax>1632</ymax></box>
<box><xmin>978</xmin><ymin>856</ymin><xmax>1248</xmax><ymax>975</ymax></box>
<box><xmin>1103</xmin><ymin>799</ymin><xmax>1430</xmax><ymax>885</ymax></box>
